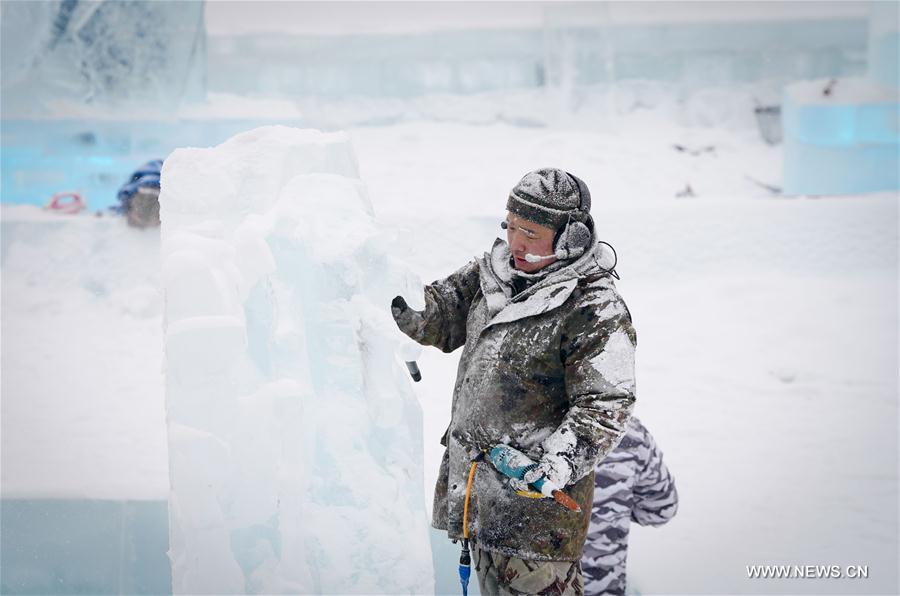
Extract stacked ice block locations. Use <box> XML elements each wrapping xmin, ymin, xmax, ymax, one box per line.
<box><xmin>782</xmin><ymin>3</ymin><xmax>899</xmax><ymax>196</ymax></box>
<box><xmin>160</xmin><ymin>126</ymin><xmax>433</xmax><ymax>594</ymax></box>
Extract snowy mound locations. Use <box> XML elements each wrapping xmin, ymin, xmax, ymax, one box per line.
<box><xmin>160</xmin><ymin>126</ymin><xmax>433</xmax><ymax>594</ymax></box>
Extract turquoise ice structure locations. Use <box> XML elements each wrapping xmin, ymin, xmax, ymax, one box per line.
<box><xmin>782</xmin><ymin>3</ymin><xmax>899</xmax><ymax>196</ymax></box>
<box><xmin>782</xmin><ymin>78</ymin><xmax>899</xmax><ymax>196</ymax></box>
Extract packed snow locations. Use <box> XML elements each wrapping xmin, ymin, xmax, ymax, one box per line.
<box><xmin>2</xmin><ymin>104</ymin><xmax>897</xmax><ymax>593</ymax></box>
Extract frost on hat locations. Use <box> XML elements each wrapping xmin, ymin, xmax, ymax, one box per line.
<box><xmin>506</xmin><ymin>167</ymin><xmax>590</xmax><ymax>230</ymax></box>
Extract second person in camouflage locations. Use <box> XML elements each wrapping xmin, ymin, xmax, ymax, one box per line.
<box><xmin>582</xmin><ymin>415</ymin><xmax>679</xmax><ymax>595</ymax></box>
<box><xmin>392</xmin><ymin>168</ymin><xmax>637</xmax><ymax>595</ymax></box>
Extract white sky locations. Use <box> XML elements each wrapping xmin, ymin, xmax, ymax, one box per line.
<box><xmin>204</xmin><ymin>1</ymin><xmax>870</xmax><ymax>36</ymax></box>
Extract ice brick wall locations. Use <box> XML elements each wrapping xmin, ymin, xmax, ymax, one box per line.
<box><xmin>207</xmin><ymin>17</ymin><xmax>868</xmax><ymax>100</ymax></box>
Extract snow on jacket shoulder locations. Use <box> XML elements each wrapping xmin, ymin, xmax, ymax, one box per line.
<box><xmin>394</xmin><ymin>238</ymin><xmax>637</xmax><ymax>561</ymax></box>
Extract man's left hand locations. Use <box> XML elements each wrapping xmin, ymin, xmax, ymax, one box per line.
<box><xmin>521</xmin><ymin>454</ymin><xmax>574</xmax><ymax>495</ymax></box>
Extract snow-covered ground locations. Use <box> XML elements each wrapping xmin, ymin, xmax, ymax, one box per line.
<box><xmin>2</xmin><ymin>113</ymin><xmax>897</xmax><ymax>593</ymax></box>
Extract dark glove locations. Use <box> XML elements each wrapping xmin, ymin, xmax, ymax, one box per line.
<box><xmin>391</xmin><ymin>295</ymin><xmax>408</xmax><ymax>318</ymax></box>
<box><xmin>391</xmin><ymin>295</ymin><xmax>427</xmax><ymax>339</ymax></box>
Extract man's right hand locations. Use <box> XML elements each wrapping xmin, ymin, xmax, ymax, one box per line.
<box><xmin>508</xmin><ymin>476</ymin><xmax>533</xmax><ymax>493</ymax></box>
<box><xmin>391</xmin><ymin>295</ymin><xmax>427</xmax><ymax>338</ymax></box>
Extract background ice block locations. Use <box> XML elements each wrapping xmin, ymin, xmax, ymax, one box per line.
<box><xmin>782</xmin><ymin>77</ymin><xmax>899</xmax><ymax>196</ymax></box>
<box><xmin>0</xmin><ymin>0</ymin><xmax>206</xmax><ymax>117</ymax></box>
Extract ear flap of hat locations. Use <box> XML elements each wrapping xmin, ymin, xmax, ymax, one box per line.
<box><xmin>553</xmin><ymin>220</ymin><xmax>593</xmax><ymax>260</ymax></box>
<box><xmin>565</xmin><ymin>172</ymin><xmax>591</xmax><ymax>213</ymax></box>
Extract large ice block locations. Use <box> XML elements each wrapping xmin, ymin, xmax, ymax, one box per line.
<box><xmin>782</xmin><ymin>77</ymin><xmax>899</xmax><ymax>195</ymax></box>
<box><xmin>160</xmin><ymin>126</ymin><xmax>433</xmax><ymax>594</ymax></box>
<box><xmin>0</xmin><ymin>0</ymin><xmax>206</xmax><ymax>116</ymax></box>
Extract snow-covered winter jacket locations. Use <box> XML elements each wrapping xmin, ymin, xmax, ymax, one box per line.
<box><xmin>582</xmin><ymin>415</ymin><xmax>679</xmax><ymax>595</ymax></box>
<box><xmin>395</xmin><ymin>237</ymin><xmax>637</xmax><ymax>561</ymax></box>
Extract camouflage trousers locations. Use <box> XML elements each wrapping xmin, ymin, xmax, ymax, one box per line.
<box><xmin>473</xmin><ymin>543</ymin><xmax>584</xmax><ymax>596</ymax></box>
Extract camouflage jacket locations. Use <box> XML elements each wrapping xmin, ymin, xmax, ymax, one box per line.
<box><xmin>582</xmin><ymin>415</ymin><xmax>679</xmax><ymax>595</ymax></box>
<box><xmin>396</xmin><ymin>238</ymin><xmax>637</xmax><ymax>561</ymax></box>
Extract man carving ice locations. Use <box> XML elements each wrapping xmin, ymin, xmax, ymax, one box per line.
<box><xmin>391</xmin><ymin>167</ymin><xmax>637</xmax><ymax>595</ymax></box>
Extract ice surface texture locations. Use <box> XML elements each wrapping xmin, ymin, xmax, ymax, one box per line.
<box><xmin>0</xmin><ymin>0</ymin><xmax>205</xmax><ymax>116</ymax></box>
<box><xmin>160</xmin><ymin>126</ymin><xmax>433</xmax><ymax>594</ymax></box>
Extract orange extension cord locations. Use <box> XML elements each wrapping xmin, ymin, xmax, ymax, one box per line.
<box><xmin>462</xmin><ymin>461</ymin><xmax>478</xmax><ymax>539</ymax></box>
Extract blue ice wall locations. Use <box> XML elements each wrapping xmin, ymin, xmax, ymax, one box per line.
<box><xmin>0</xmin><ymin>500</ymin><xmax>473</xmax><ymax>596</ymax></box>
<box><xmin>207</xmin><ymin>19</ymin><xmax>868</xmax><ymax>99</ymax></box>
<box><xmin>547</xmin><ymin>19</ymin><xmax>867</xmax><ymax>88</ymax></box>
<box><xmin>0</xmin><ymin>118</ymin><xmax>308</xmax><ymax>210</ymax></box>
<box><xmin>209</xmin><ymin>30</ymin><xmax>545</xmax><ymax>98</ymax></box>
<box><xmin>2</xmin><ymin>14</ymin><xmax>871</xmax><ymax>208</ymax></box>
<box><xmin>0</xmin><ymin>499</ymin><xmax>171</xmax><ymax>595</ymax></box>
<box><xmin>782</xmin><ymin>85</ymin><xmax>899</xmax><ymax>195</ymax></box>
